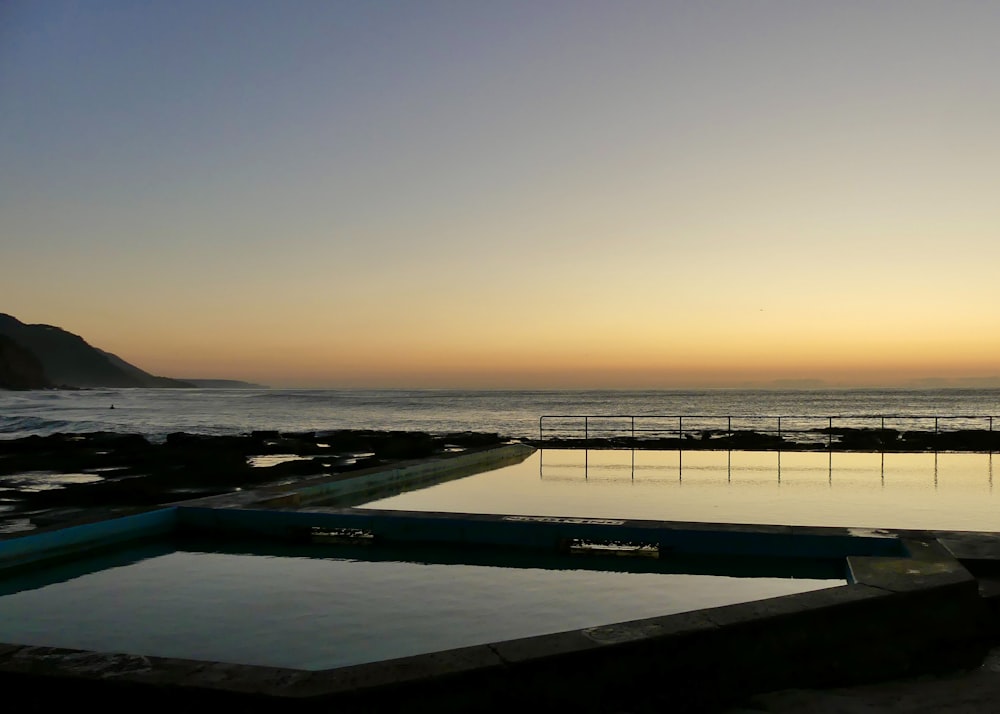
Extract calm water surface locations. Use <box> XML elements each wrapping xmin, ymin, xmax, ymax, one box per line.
<box><xmin>363</xmin><ymin>449</ymin><xmax>998</xmax><ymax>531</ymax></box>
<box><xmin>0</xmin><ymin>541</ymin><xmax>838</xmax><ymax>669</ymax></box>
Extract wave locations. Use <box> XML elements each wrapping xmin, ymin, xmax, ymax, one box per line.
<box><xmin>2</xmin><ymin>387</ymin><xmax>999</xmax><ymax>442</ymax></box>
<box><xmin>0</xmin><ymin>415</ymin><xmax>76</xmax><ymax>436</ymax></box>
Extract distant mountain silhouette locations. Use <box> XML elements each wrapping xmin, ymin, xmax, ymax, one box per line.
<box><xmin>182</xmin><ymin>379</ymin><xmax>265</xmax><ymax>388</ymax></box>
<box><xmin>0</xmin><ymin>313</ymin><xmax>193</xmax><ymax>389</ymax></box>
<box><xmin>0</xmin><ymin>334</ymin><xmax>52</xmax><ymax>389</ymax></box>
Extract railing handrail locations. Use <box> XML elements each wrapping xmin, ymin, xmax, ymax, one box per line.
<box><xmin>538</xmin><ymin>413</ymin><xmax>998</xmax><ymax>446</ymax></box>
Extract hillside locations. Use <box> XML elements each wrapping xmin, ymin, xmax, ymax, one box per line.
<box><xmin>0</xmin><ymin>335</ymin><xmax>52</xmax><ymax>389</ymax></box>
<box><xmin>182</xmin><ymin>379</ymin><xmax>265</xmax><ymax>388</ymax></box>
<box><xmin>0</xmin><ymin>313</ymin><xmax>192</xmax><ymax>389</ymax></box>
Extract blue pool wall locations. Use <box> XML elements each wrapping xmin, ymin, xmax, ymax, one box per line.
<box><xmin>0</xmin><ymin>503</ymin><xmax>906</xmax><ymax>576</ymax></box>
<box><xmin>176</xmin><ymin>505</ymin><xmax>907</xmax><ymax>561</ymax></box>
<box><xmin>0</xmin><ymin>508</ymin><xmax>176</xmax><ymax>571</ymax></box>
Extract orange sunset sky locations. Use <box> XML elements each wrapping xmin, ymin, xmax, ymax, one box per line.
<box><xmin>3</xmin><ymin>1</ymin><xmax>999</xmax><ymax>389</ymax></box>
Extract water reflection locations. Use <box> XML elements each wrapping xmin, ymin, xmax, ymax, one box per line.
<box><xmin>539</xmin><ymin>448</ymin><xmax>992</xmax><ymax>488</ymax></box>
<box><xmin>0</xmin><ymin>537</ymin><xmax>839</xmax><ymax>672</ymax></box>
<box><xmin>368</xmin><ymin>449</ymin><xmax>1000</xmax><ymax>531</ymax></box>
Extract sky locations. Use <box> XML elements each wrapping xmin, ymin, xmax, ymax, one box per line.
<box><xmin>2</xmin><ymin>1</ymin><xmax>999</xmax><ymax>389</ymax></box>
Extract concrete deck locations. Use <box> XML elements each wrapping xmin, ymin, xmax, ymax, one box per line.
<box><xmin>727</xmin><ymin>645</ymin><xmax>1000</xmax><ymax>714</ymax></box>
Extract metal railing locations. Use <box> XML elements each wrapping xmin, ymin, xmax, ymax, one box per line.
<box><xmin>537</xmin><ymin>448</ymin><xmax>995</xmax><ymax>485</ymax></box>
<box><xmin>537</xmin><ymin>414</ymin><xmax>998</xmax><ymax>451</ymax></box>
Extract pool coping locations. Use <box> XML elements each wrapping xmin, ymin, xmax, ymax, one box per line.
<box><xmin>0</xmin><ymin>444</ymin><xmax>995</xmax><ymax>711</ymax></box>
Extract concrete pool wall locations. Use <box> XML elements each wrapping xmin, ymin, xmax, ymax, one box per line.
<box><xmin>252</xmin><ymin>442</ymin><xmax>537</xmax><ymax>508</ymax></box>
<box><xmin>0</xmin><ymin>443</ymin><xmax>995</xmax><ymax>712</ymax></box>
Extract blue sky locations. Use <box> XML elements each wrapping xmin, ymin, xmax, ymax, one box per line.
<box><xmin>3</xmin><ymin>1</ymin><xmax>999</xmax><ymax>387</ymax></box>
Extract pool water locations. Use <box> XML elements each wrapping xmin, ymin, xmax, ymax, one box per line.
<box><xmin>0</xmin><ymin>538</ymin><xmax>840</xmax><ymax>670</ymax></box>
<box><xmin>360</xmin><ymin>449</ymin><xmax>999</xmax><ymax>531</ymax></box>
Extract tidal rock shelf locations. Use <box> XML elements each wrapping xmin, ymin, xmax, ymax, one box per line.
<box><xmin>0</xmin><ymin>430</ymin><xmax>508</xmax><ymax>532</ymax></box>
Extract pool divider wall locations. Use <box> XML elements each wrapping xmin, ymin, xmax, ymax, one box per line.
<box><xmin>174</xmin><ymin>505</ymin><xmax>907</xmax><ymax>560</ymax></box>
<box><xmin>249</xmin><ymin>442</ymin><xmax>536</xmax><ymax>508</ymax></box>
<box><xmin>0</xmin><ymin>508</ymin><xmax>176</xmax><ymax>572</ymax></box>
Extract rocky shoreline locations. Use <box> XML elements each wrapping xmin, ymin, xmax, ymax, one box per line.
<box><xmin>0</xmin><ymin>429</ymin><xmax>508</xmax><ymax>533</ymax></box>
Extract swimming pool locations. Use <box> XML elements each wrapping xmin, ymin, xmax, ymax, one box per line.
<box><xmin>358</xmin><ymin>449</ymin><xmax>999</xmax><ymax>531</ymax></box>
<box><xmin>0</xmin><ymin>446</ymin><xmax>987</xmax><ymax>713</ymax></box>
<box><xmin>0</xmin><ymin>536</ymin><xmax>841</xmax><ymax>670</ymax></box>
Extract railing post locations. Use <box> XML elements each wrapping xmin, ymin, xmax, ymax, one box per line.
<box><xmin>537</xmin><ymin>411</ymin><xmax>995</xmax><ymax>452</ymax></box>
<box><xmin>631</xmin><ymin>417</ymin><xmax>635</xmax><ymax>476</ymax></box>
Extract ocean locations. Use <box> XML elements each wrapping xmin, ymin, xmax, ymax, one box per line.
<box><xmin>2</xmin><ymin>388</ymin><xmax>999</xmax><ymax>442</ymax></box>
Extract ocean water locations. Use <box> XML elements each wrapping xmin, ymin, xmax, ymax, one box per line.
<box><xmin>1</xmin><ymin>388</ymin><xmax>999</xmax><ymax>441</ymax></box>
